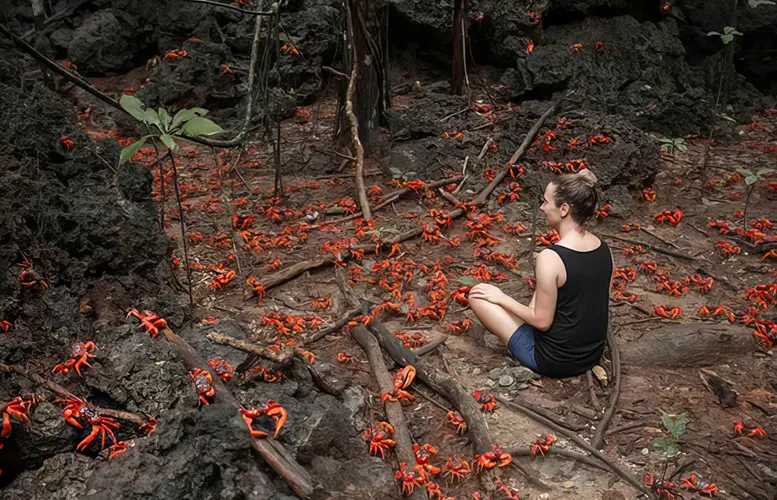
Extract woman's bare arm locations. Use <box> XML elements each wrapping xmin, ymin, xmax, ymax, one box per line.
<box><xmin>497</xmin><ymin>250</ymin><xmax>560</xmax><ymax>331</ymax></box>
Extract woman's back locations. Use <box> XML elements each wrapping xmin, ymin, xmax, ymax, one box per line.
<box><xmin>534</xmin><ymin>241</ymin><xmax>612</xmax><ymax>377</ymax></box>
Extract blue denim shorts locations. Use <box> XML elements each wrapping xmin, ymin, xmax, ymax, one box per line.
<box><xmin>507</xmin><ymin>323</ymin><xmax>538</xmax><ymax>370</ymax></box>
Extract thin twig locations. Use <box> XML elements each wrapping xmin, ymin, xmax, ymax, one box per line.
<box><xmin>639</xmin><ymin>227</ymin><xmax>679</xmax><ymax>249</ymax></box>
<box><xmin>182</xmin><ymin>0</ymin><xmax>274</xmax><ymax>16</ymax></box>
<box><xmin>586</xmin><ymin>371</ymin><xmax>602</xmax><ymax>412</ymax></box>
<box><xmin>602</xmin><ymin>233</ymin><xmax>696</xmax><ymax>261</ymax></box>
<box><xmin>169</xmin><ymin>152</ymin><xmax>194</xmax><ymax>306</ymax></box>
<box><xmin>592</xmin><ymin>330</ymin><xmax>621</xmax><ymax>449</ymax></box>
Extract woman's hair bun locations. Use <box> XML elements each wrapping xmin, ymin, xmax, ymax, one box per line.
<box><xmin>577</xmin><ymin>169</ymin><xmax>597</xmax><ymax>187</ymax></box>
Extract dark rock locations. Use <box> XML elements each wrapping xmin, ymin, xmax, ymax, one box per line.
<box><xmin>341</xmin><ymin>385</ymin><xmax>369</xmax><ymax>431</ymax></box>
<box><xmin>310</xmin><ymin>455</ymin><xmax>396</xmax><ymax>499</ymax></box>
<box><xmin>68</xmin><ymin>9</ymin><xmax>146</xmax><ymax>75</ymax></box>
<box><xmin>50</xmin><ymin>27</ymin><xmax>74</xmax><ymax>52</ymax></box>
<box><xmin>15</xmin><ymin>402</ymin><xmax>77</xmax><ymax>465</ymax></box>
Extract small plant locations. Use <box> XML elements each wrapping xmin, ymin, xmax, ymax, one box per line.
<box><xmin>748</xmin><ymin>0</ymin><xmax>775</xmax><ymax>8</ymax></box>
<box><xmin>707</xmin><ymin>26</ymin><xmax>742</xmax><ymax>45</ymax></box>
<box><xmin>737</xmin><ymin>167</ymin><xmax>776</xmax><ymax>228</ymax></box>
<box><xmin>657</xmin><ymin>137</ymin><xmax>688</xmax><ymax>154</ymax></box>
<box><xmin>118</xmin><ymin>94</ymin><xmax>224</xmax><ymax>163</ymax></box>
<box><xmin>652</xmin><ymin>412</ymin><xmax>689</xmax><ymax>458</ymax></box>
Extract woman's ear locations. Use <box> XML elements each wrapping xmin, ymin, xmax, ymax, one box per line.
<box><xmin>559</xmin><ymin>202</ymin><xmax>570</xmax><ymax>218</ymax></box>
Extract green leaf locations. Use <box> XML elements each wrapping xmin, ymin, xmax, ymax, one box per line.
<box><xmin>749</xmin><ymin>0</ymin><xmax>776</xmax><ymax>7</ymax></box>
<box><xmin>171</xmin><ymin>107</ymin><xmax>209</xmax><ymax>131</ymax></box>
<box><xmin>159</xmin><ymin>134</ymin><xmax>179</xmax><ymax>153</ymax></box>
<box><xmin>119</xmin><ymin>136</ymin><xmax>149</xmax><ymax>164</ymax></box>
<box><xmin>757</xmin><ymin>168</ymin><xmax>775</xmax><ymax>175</ymax></box>
<box><xmin>457</xmin><ymin>276</ymin><xmax>480</xmax><ymax>286</ymax></box>
<box><xmin>722</xmin><ymin>34</ymin><xmax>734</xmax><ymax>44</ymax></box>
<box><xmin>158</xmin><ymin>108</ymin><xmax>173</xmax><ymax>132</ymax></box>
<box><xmin>745</xmin><ymin>175</ymin><xmax>759</xmax><ymax>185</ymax></box>
<box><xmin>676</xmin><ymin>143</ymin><xmax>688</xmax><ymax>152</ymax></box>
<box><xmin>738</xmin><ymin>168</ymin><xmax>755</xmax><ymax>177</ymax></box>
<box><xmin>120</xmin><ymin>94</ymin><xmax>149</xmax><ymax>122</ymax></box>
<box><xmin>180</xmin><ymin>116</ymin><xmax>224</xmax><ymax>137</ymax></box>
<box><xmin>707</xmin><ymin>31</ymin><xmax>722</xmax><ymax>37</ymax></box>
<box><xmin>389</xmin><ymin>167</ymin><xmax>402</xmax><ymax>178</ymax></box>
<box><xmin>143</xmin><ymin>108</ymin><xmax>161</xmax><ymax>129</ymax></box>
<box><xmin>651</xmin><ymin>438</ymin><xmax>670</xmax><ymax>450</ymax></box>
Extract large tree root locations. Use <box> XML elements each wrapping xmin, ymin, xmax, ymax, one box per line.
<box><xmin>206</xmin><ymin>332</ymin><xmax>294</xmax><ymax>366</ymax></box>
<box><xmin>619</xmin><ymin>322</ymin><xmax>755</xmax><ymax>368</ymax></box>
<box><xmin>592</xmin><ymin>330</ymin><xmax>621</xmax><ymax>449</ymax></box>
<box><xmin>158</xmin><ymin>327</ymin><xmax>315</xmax><ymax>497</ymax></box>
<box><xmin>495</xmin><ymin>395</ymin><xmax>653</xmax><ymax>497</ymax></box>
<box><xmin>505</xmin><ymin>446</ymin><xmax>608</xmax><ymax>472</ymax></box>
<box><xmin>351</xmin><ymin>325</ymin><xmax>426</xmax><ymax>499</ymax></box>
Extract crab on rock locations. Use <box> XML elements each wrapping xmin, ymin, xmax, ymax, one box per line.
<box><xmin>189</xmin><ymin>368</ymin><xmax>216</xmax><ymax>405</ymax></box>
<box><xmin>62</xmin><ymin>398</ymin><xmax>120</xmax><ymax>452</ymax></box>
<box><xmin>240</xmin><ymin>400</ymin><xmax>287</xmax><ymax>438</ymax></box>
<box><xmin>52</xmin><ymin>341</ymin><xmax>96</xmax><ymax>377</ymax></box>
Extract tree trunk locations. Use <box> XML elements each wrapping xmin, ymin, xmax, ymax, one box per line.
<box><xmin>450</xmin><ymin>0</ymin><xmax>468</xmax><ymax>95</ymax></box>
<box><xmin>336</xmin><ymin>0</ymin><xmax>383</xmax><ymax>156</ymax></box>
<box><xmin>620</xmin><ymin>323</ymin><xmax>755</xmax><ymax>368</ymax></box>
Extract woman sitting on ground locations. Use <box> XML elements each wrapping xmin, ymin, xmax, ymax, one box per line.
<box><xmin>468</xmin><ymin>169</ymin><xmax>614</xmax><ymax>378</ymax></box>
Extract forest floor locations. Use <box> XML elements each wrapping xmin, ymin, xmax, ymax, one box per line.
<box><xmin>87</xmin><ymin>72</ymin><xmax>777</xmax><ymax>499</ymax></box>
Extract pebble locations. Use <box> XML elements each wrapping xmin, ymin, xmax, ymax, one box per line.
<box><xmin>488</xmin><ymin>367</ymin><xmax>504</xmax><ymax>380</ymax></box>
<box><xmin>498</xmin><ymin>375</ymin><xmax>515</xmax><ymax>387</ymax></box>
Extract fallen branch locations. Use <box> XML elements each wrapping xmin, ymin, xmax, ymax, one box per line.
<box><xmin>206</xmin><ymin>332</ymin><xmax>294</xmax><ymax>366</ymax></box>
<box><xmin>0</xmin><ymin>363</ymin><xmax>146</xmax><ymax>428</ymax></box>
<box><xmin>506</xmin><ymin>445</ymin><xmax>608</xmax><ymax>472</ymax></box>
<box><xmin>473</xmin><ymin>91</ymin><xmax>572</xmax><ymax>205</ymax></box>
<box><xmin>299</xmin><ymin>307</ymin><xmax>362</xmax><ymax>344</ymax></box>
<box><xmin>245</xmin><ymin>256</ymin><xmax>336</xmax><ymax>300</ymax></box>
<box><xmin>592</xmin><ymin>330</ymin><xmax>621</xmax><ymax>449</ymax></box>
<box><xmin>351</xmin><ymin>325</ymin><xmax>425</xmax><ymax>499</ymax></box>
<box><xmin>413</xmin><ymin>334</ymin><xmax>447</xmax><ymax>356</ymax></box>
<box><xmin>343</xmin><ymin>0</ymin><xmax>371</xmax><ymax>221</ymax></box>
<box><xmin>586</xmin><ymin>371</ymin><xmax>602</xmax><ymax>412</ymax></box>
<box><xmin>639</xmin><ymin>227</ymin><xmax>679</xmax><ymax>249</ymax></box>
<box><xmin>601</xmin><ymin>233</ymin><xmax>695</xmax><ymax>261</ymax></box>
<box><xmin>494</xmin><ymin>395</ymin><xmax>653</xmax><ymax>497</ymax></box>
<box><xmin>504</xmin><ymin>397</ymin><xmax>587</xmax><ymax>432</ymax></box>
<box><xmin>157</xmin><ymin>328</ymin><xmax>314</xmax><ymax>497</ymax></box>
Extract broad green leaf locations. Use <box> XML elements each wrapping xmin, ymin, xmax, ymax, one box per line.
<box><xmin>159</xmin><ymin>134</ymin><xmax>179</xmax><ymax>153</ymax></box>
<box><xmin>738</xmin><ymin>168</ymin><xmax>755</xmax><ymax>177</ymax></box>
<box><xmin>180</xmin><ymin>117</ymin><xmax>224</xmax><ymax>137</ymax></box>
<box><xmin>676</xmin><ymin>143</ymin><xmax>688</xmax><ymax>152</ymax></box>
<box><xmin>120</xmin><ymin>94</ymin><xmax>148</xmax><ymax>122</ymax></box>
<box><xmin>749</xmin><ymin>0</ymin><xmax>776</xmax><ymax>7</ymax></box>
<box><xmin>158</xmin><ymin>108</ymin><xmax>173</xmax><ymax>132</ymax></box>
<box><xmin>707</xmin><ymin>31</ymin><xmax>722</xmax><ymax>37</ymax></box>
<box><xmin>745</xmin><ymin>175</ymin><xmax>759</xmax><ymax>185</ymax></box>
<box><xmin>143</xmin><ymin>108</ymin><xmax>161</xmax><ymax>128</ymax></box>
<box><xmin>722</xmin><ymin>34</ymin><xmax>734</xmax><ymax>44</ymax></box>
<box><xmin>119</xmin><ymin>136</ymin><xmax>149</xmax><ymax>164</ymax></box>
<box><xmin>457</xmin><ymin>276</ymin><xmax>480</xmax><ymax>286</ymax></box>
<box><xmin>171</xmin><ymin>107</ymin><xmax>209</xmax><ymax>131</ymax></box>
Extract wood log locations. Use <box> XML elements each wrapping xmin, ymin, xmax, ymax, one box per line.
<box><xmin>158</xmin><ymin>328</ymin><xmax>315</xmax><ymax>497</ymax></box>
<box><xmin>207</xmin><ymin>332</ymin><xmax>294</xmax><ymax>366</ymax></box>
<box><xmin>351</xmin><ymin>325</ymin><xmax>425</xmax><ymax>500</ymax></box>
<box><xmin>619</xmin><ymin>323</ymin><xmax>755</xmax><ymax>368</ymax></box>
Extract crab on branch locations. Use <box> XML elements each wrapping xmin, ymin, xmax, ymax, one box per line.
<box><xmin>531</xmin><ymin>433</ymin><xmax>557</xmax><ymax>456</ymax></box>
<box><xmin>189</xmin><ymin>368</ymin><xmax>216</xmax><ymax>406</ymax></box>
<box><xmin>361</xmin><ymin>421</ymin><xmax>395</xmax><ymax>460</ymax></box>
<box><xmin>52</xmin><ymin>341</ymin><xmax>97</xmax><ymax>377</ymax></box>
<box><xmin>240</xmin><ymin>400</ymin><xmax>287</xmax><ymax>438</ymax></box>
<box><xmin>473</xmin><ymin>390</ymin><xmax>496</xmax><ymax>412</ymax></box>
<box><xmin>127</xmin><ymin>309</ymin><xmax>168</xmax><ymax>338</ymax></box>
<box><xmin>207</xmin><ymin>357</ymin><xmax>235</xmax><ymax>382</ymax></box>
<box><xmin>62</xmin><ymin>397</ymin><xmax>120</xmax><ymax>452</ymax></box>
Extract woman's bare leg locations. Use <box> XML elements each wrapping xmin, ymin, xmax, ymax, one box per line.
<box><xmin>469</xmin><ymin>289</ymin><xmax>536</xmax><ymax>344</ymax></box>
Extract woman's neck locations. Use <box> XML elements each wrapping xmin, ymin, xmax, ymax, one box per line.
<box><xmin>556</xmin><ymin>219</ymin><xmax>585</xmax><ymax>240</ymax></box>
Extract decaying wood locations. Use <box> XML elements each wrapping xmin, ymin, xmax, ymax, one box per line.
<box><xmin>413</xmin><ymin>334</ymin><xmax>448</xmax><ymax>356</ymax></box>
<box><xmin>0</xmin><ymin>363</ymin><xmax>147</xmax><ymax>428</ymax></box>
<box><xmin>592</xmin><ymin>330</ymin><xmax>621</xmax><ymax>449</ymax></box>
<box><xmin>351</xmin><ymin>325</ymin><xmax>425</xmax><ymax>499</ymax></box>
<box><xmin>506</xmin><ymin>445</ymin><xmax>609</xmax><ymax>472</ymax></box>
<box><xmin>299</xmin><ymin>307</ymin><xmax>362</xmax><ymax>344</ymax></box>
<box><xmin>619</xmin><ymin>323</ymin><xmax>754</xmax><ymax>368</ymax></box>
<box><xmin>206</xmin><ymin>332</ymin><xmax>294</xmax><ymax>366</ymax></box>
<box><xmin>157</xmin><ymin>328</ymin><xmax>315</xmax><ymax>498</ymax></box>
<box><xmin>699</xmin><ymin>369</ymin><xmax>738</xmax><ymax>408</ymax></box>
<box><xmin>245</xmin><ymin>255</ymin><xmax>336</xmax><ymax>299</ymax></box>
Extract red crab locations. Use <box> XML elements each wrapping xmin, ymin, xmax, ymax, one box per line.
<box><xmin>127</xmin><ymin>309</ymin><xmax>168</xmax><ymax>338</ymax></box>
<box><xmin>207</xmin><ymin>357</ymin><xmax>234</xmax><ymax>383</ymax></box>
<box><xmin>443</xmin><ymin>456</ymin><xmax>471</xmax><ymax>483</ymax></box>
<box><xmin>414</xmin><ymin>442</ymin><xmax>441</xmax><ymax>475</ymax></box>
<box><xmin>445</xmin><ymin>319</ymin><xmax>471</xmax><ymax>334</ymax></box>
<box><xmin>531</xmin><ymin>433</ymin><xmax>557</xmax><ymax>456</ymax></box>
<box><xmin>1</xmin><ymin>396</ymin><xmax>35</xmax><ymax>438</ymax></box>
<box><xmin>394</xmin><ymin>462</ymin><xmax>426</xmax><ymax>496</ymax></box>
<box><xmin>654</xmin><ymin>305</ymin><xmax>682</xmax><ymax>319</ymax></box>
<box><xmin>644</xmin><ymin>472</ymin><xmax>677</xmax><ymax>499</ymax></box>
<box><xmin>164</xmin><ymin>49</ymin><xmax>187</xmax><ymax>60</ymax></box>
<box><xmin>382</xmin><ymin>365</ymin><xmax>416</xmax><ymax>404</ymax></box>
<box><xmin>679</xmin><ymin>473</ymin><xmax>718</xmax><ymax>497</ymax></box>
<box><xmin>18</xmin><ymin>257</ymin><xmax>48</xmax><ymax>289</ymax></box>
<box><xmin>473</xmin><ymin>390</ymin><xmax>496</xmax><ymax>412</ymax></box>
<box><xmin>654</xmin><ymin>210</ymin><xmax>683</xmax><ymax>226</ymax></box>
<box><xmin>189</xmin><ymin>368</ymin><xmax>216</xmax><ymax>406</ymax></box>
<box><xmin>450</xmin><ymin>286</ymin><xmax>471</xmax><ymax>305</ymax></box>
<box><xmin>361</xmin><ymin>421</ymin><xmax>396</xmax><ymax>459</ymax></box>
<box><xmin>240</xmin><ymin>400</ymin><xmax>287</xmax><ymax>438</ymax></box>
<box><xmin>62</xmin><ymin>398</ymin><xmax>119</xmax><ymax>452</ymax></box>
<box><xmin>714</xmin><ymin>240</ymin><xmax>741</xmax><ymax>258</ymax></box>
<box><xmin>60</xmin><ymin>136</ymin><xmax>75</xmax><ymax>151</ymax></box>
<box><xmin>107</xmin><ymin>440</ymin><xmax>133</xmax><ymax>459</ymax></box>
<box><xmin>473</xmin><ymin>444</ymin><xmax>512</xmax><ymax>471</ymax></box>
<box><xmin>622</xmin><ymin>222</ymin><xmax>641</xmax><ymax>232</ymax></box>
<box><xmin>52</xmin><ymin>341</ymin><xmax>97</xmax><ymax>377</ymax></box>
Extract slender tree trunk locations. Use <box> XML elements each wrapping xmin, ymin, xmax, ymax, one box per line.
<box><xmin>451</xmin><ymin>0</ymin><xmax>469</xmax><ymax>95</ymax></box>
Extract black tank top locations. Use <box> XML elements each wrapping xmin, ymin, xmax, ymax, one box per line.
<box><xmin>533</xmin><ymin>241</ymin><xmax>612</xmax><ymax>378</ymax></box>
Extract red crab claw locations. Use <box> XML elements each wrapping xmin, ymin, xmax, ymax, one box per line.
<box><xmin>263</xmin><ymin>400</ymin><xmax>287</xmax><ymax>438</ymax></box>
<box><xmin>733</xmin><ymin>420</ymin><xmax>744</xmax><ymax>435</ymax></box>
<box><xmin>107</xmin><ymin>440</ymin><xmax>133</xmax><ymax>459</ymax></box>
<box><xmin>240</xmin><ymin>408</ymin><xmax>269</xmax><ymax>438</ymax></box>
<box><xmin>393</xmin><ymin>365</ymin><xmax>416</xmax><ymax>390</ymax></box>
<box><xmin>747</xmin><ymin>427</ymin><xmax>767</xmax><ymax>439</ymax></box>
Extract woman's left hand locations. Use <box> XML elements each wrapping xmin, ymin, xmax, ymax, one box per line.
<box><xmin>467</xmin><ymin>283</ymin><xmax>507</xmax><ymax>305</ymax></box>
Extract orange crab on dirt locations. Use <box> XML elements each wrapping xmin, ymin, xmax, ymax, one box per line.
<box><xmin>679</xmin><ymin>473</ymin><xmax>719</xmax><ymax>497</ymax></box>
<box><xmin>653</xmin><ymin>209</ymin><xmax>683</xmax><ymax>226</ymax></box>
<box><xmin>52</xmin><ymin>341</ymin><xmax>96</xmax><ymax>377</ymax></box>
<box><xmin>414</xmin><ymin>442</ymin><xmax>441</xmax><ymax>475</ymax></box>
<box><xmin>473</xmin><ymin>390</ymin><xmax>496</xmax><ymax>412</ymax></box>
<box><xmin>240</xmin><ymin>400</ymin><xmax>287</xmax><ymax>438</ymax></box>
<box><xmin>446</xmin><ymin>410</ymin><xmax>467</xmax><ymax>434</ymax></box>
<box><xmin>361</xmin><ymin>421</ymin><xmax>395</xmax><ymax>459</ymax></box>
<box><xmin>127</xmin><ymin>309</ymin><xmax>168</xmax><ymax>338</ymax></box>
<box><xmin>189</xmin><ymin>368</ymin><xmax>216</xmax><ymax>406</ymax></box>
<box><xmin>531</xmin><ymin>433</ymin><xmax>557</xmax><ymax>456</ymax></box>
<box><xmin>394</xmin><ymin>462</ymin><xmax>427</xmax><ymax>496</ymax></box>
<box><xmin>62</xmin><ymin>397</ymin><xmax>120</xmax><ymax>452</ymax></box>
<box><xmin>443</xmin><ymin>455</ymin><xmax>471</xmax><ymax>483</ymax></box>
<box><xmin>654</xmin><ymin>305</ymin><xmax>682</xmax><ymax>319</ymax></box>
<box><xmin>19</xmin><ymin>257</ymin><xmax>48</xmax><ymax>289</ymax></box>
<box><xmin>473</xmin><ymin>444</ymin><xmax>512</xmax><ymax>471</ymax></box>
